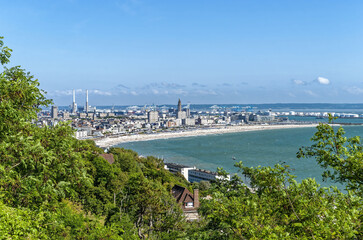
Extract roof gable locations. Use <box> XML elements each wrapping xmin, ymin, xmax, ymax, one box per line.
<box><xmin>172</xmin><ymin>185</ymin><xmax>194</xmax><ymax>204</ymax></box>
<box><xmin>100</xmin><ymin>153</ymin><xmax>115</xmax><ymax>164</ymax></box>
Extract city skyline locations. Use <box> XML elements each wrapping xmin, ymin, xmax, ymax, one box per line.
<box><xmin>1</xmin><ymin>1</ymin><xmax>363</xmax><ymax>105</ymax></box>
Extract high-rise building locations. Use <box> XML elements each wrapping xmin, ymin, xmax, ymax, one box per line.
<box><xmin>71</xmin><ymin>89</ymin><xmax>77</xmax><ymax>114</ymax></box>
<box><xmin>85</xmin><ymin>89</ymin><xmax>89</xmax><ymax>113</ymax></box>
<box><xmin>177</xmin><ymin>99</ymin><xmax>186</xmax><ymax>119</ymax></box>
<box><xmin>177</xmin><ymin>99</ymin><xmax>182</xmax><ymax>112</ymax></box>
<box><xmin>51</xmin><ymin>106</ymin><xmax>58</xmax><ymax>119</ymax></box>
<box><xmin>186</xmin><ymin>108</ymin><xmax>190</xmax><ymax>118</ymax></box>
<box><xmin>148</xmin><ymin>111</ymin><xmax>159</xmax><ymax>123</ymax></box>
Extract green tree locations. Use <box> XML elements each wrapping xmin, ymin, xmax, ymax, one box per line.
<box><xmin>195</xmin><ymin>163</ymin><xmax>361</xmax><ymax>239</ymax></box>
<box><xmin>298</xmin><ymin>117</ymin><xmax>363</xmax><ymax>196</ymax></box>
<box><xmin>0</xmin><ymin>36</ymin><xmax>124</xmax><ymax>239</ymax></box>
<box><xmin>0</xmin><ymin>36</ymin><xmax>12</xmax><ymax>64</ymax></box>
<box><xmin>117</xmin><ymin>173</ymin><xmax>185</xmax><ymax>239</ymax></box>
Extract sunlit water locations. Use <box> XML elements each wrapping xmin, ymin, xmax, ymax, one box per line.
<box><xmin>116</xmin><ymin>125</ymin><xmax>363</xmax><ymax>189</ymax></box>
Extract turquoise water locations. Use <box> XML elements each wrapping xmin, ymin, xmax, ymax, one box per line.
<box><xmin>116</xmin><ymin>125</ymin><xmax>363</xmax><ymax>188</ymax></box>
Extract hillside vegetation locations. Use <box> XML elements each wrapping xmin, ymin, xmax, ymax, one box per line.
<box><xmin>0</xmin><ymin>37</ymin><xmax>361</xmax><ymax>239</ymax></box>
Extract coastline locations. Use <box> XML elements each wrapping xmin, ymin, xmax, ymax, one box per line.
<box><xmin>94</xmin><ymin>124</ymin><xmax>319</xmax><ymax>148</ymax></box>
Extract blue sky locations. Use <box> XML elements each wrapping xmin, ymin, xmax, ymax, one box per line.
<box><xmin>1</xmin><ymin>0</ymin><xmax>363</xmax><ymax>105</ymax></box>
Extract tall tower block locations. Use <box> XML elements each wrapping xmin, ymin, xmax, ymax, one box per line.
<box><xmin>85</xmin><ymin>89</ymin><xmax>89</xmax><ymax>113</ymax></box>
<box><xmin>51</xmin><ymin>106</ymin><xmax>58</xmax><ymax>119</ymax></box>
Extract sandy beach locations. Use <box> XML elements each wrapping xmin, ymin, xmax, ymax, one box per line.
<box><xmin>94</xmin><ymin>124</ymin><xmax>318</xmax><ymax>148</ymax></box>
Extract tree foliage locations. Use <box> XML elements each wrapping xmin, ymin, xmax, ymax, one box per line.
<box><xmin>195</xmin><ymin>163</ymin><xmax>362</xmax><ymax>239</ymax></box>
<box><xmin>298</xmin><ymin>116</ymin><xmax>363</xmax><ymax>196</ymax></box>
<box><xmin>0</xmin><ymin>37</ymin><xmax>189</xmax><ymax>239</ymax></box>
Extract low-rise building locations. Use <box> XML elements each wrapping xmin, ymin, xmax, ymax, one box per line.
<box><xmin>164</xmin><ymin>163</ymin><xmax>230</xmax><ymax>183</ymax></box>
<box><xmin>172</xmin><ymin>185</ymin><xmax>199</xmax><ymax>211</ymax></box>
<box><xmin>188</xmin><ymin>168</ymin><xmax>230</xmax><ymax>183</ymax></box>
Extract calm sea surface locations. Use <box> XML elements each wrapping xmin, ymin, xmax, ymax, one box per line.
<box><xmin>116</xmin><ymin>125</ymin><xmax>363</xmax><ymax>189</ymax></box>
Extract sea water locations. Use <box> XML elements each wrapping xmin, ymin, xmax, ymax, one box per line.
<box><xmin>116</xmin><ymin>125</ymin><xmax>363</xmax><ymax>189</ymax></box>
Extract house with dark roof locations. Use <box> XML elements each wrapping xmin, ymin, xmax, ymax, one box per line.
<box><xmin>171</xmin><ymin>185</ymin><xmax>199</xmax><ymax>211</ymax></box>
<box><xmin>100</xmin><ymin>153</ymin><xmax>115</xmax><ymax>164</ymax></box>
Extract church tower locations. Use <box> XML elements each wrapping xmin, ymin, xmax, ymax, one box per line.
<box><xmin>177</xmin><ymin>99</ymin><xmax>186</xmax><ymax>120</ymax></box>
<box><xmin>178</xmin><ymin>99</ymin><xmax>182</xmax><ymax>112</ymax></box>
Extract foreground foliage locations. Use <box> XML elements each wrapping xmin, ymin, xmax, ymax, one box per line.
<box><xmin>298</xmin><ymin>117</ymin><xmax>363</xmax><ymax>197</ymax></box>
<box><xmin>0</xmin><ymin>36</ymin><xmax>189</xmax><ymax>239</ymax></box>
<box><xmin>195</xmin><ymin>164</ymin><xmax>361</xmax><ymax>239</ymax></box>
<box><xmin>0</xmin><ymin>36</ymin><xmax>361</xmax><ymax>239</ymax></box>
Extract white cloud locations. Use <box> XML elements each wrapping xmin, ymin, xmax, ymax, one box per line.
<box><xmin>292</xmin><ymin>79</ymin><xmax>307</xmax><ymax>85</ymax></box>
<box><xmin>292</xmin><ymin>77</ymin><xmax>330</xmax><ymax>86</ymax></box>
<box><xmin>173</xmin><ymin>89</ymin><xmax>188</xmax><ymax>95</ymax></box>
<box><xmin>344</xmin><ymin>86</ymin><xmax>363</xmax><ymax>95</ymax></box>
<box><xmin>151</xmin><ymin>89</ymin><xmax>159</xmax><ymax>94</ymax></box>
<box><xmin>195</xmin><ymin>89</ymin><xmax>218</xmax><ymax>95</ymax></box>
<box><xmin>90</xmin><ymin>90</ymin><xmax>112</xmax><ymax>96</ymax></box>
<box><xmin>51</xmin><ymin>89</ymin><xmax>83</xmax><ymax>96</ymax></box>
<box><xmin>53</xmin><ymin>90</ymin><xmax>72</xmax><ymax>96</ymax></box>
<box><xmin>316</xmin><ymin>77</ymin><xmax>330</xmax><ymax>85</ymax></box>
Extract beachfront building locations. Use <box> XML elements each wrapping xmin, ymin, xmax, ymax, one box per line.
<box><xmin>164</xmin><ymin>163</ymin><xmax>230</xmax><ymax>183</ymax></box>
<box><xmin>164</xmin><ymin>163</ymin><xmax>196</xmax><ymax>180</ymax></box>
<box><xmin>182</xmin><ymin>118</ymin><xmax>196</xmax><ymax>126</ymax></box>
<box><xmin>196</xmin><ymin>116</ymin><xmax>214</xmax><ymax>125</ymax></box>
<box><xmin>188</xmin><ymin>168</ymin><xmax>231</xmax><ymax>183</ymax></box>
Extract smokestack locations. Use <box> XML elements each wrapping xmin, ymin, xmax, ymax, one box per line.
<box><xmin>71</xmin><ymin>89</ymin><xmax>77</xmax><ymax>114</ymax></box>
<box><xmin>85</xmin><ymin>89</ymin><xmax>89</xmax><ymax>113</ymax></box>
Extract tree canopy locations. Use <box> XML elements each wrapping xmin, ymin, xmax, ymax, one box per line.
<box><xmin>298</xmin><ymin>116</ymin><xmax>363</xmax><ymax>196</ymax></box>
<box><xmin>0</xmin><ymin>37</ymin><xmax>189</xmax><ymax>239</ymax></box>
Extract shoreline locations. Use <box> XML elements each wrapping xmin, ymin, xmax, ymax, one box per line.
<box><xmin>94</xmin><ymin>124</ymin><xmax>319</xmax><ymax>148</ymax></box>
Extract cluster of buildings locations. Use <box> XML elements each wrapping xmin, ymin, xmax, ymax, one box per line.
<box><xmin>37</xmin><ymin>90</ymin><xmax>287</xmax><ymax>139</ymax></box>
<box><xmin>281</xmin><ymin>111</ymin><xmax>363</xmax><ymax>118</ymax></box>
<box><xmin>37</xmin><ymin>91</ymin><xmax>363</xmax><ymax>140</ymax></box>
<box><xmin>40</xmin><ymin>90</ymin><xmax>363</xmax><ymax>141</ymax></box>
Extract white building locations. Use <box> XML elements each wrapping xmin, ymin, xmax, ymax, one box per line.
<box><xmin>148</xmin><ymin>111</ymin><xmax>159</xmax><ymax>123</ymax></box>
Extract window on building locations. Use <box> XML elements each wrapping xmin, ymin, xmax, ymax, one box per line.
<box><xmin>185</xmin><ymin>202</ymin><xmax>194</xmax><ymax>208</ymax></box>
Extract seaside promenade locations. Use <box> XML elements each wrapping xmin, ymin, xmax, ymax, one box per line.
<box><xmin>95</xmin><ymin>123</ymin><xmax>318</xmax><ymax>148</ymax></box>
